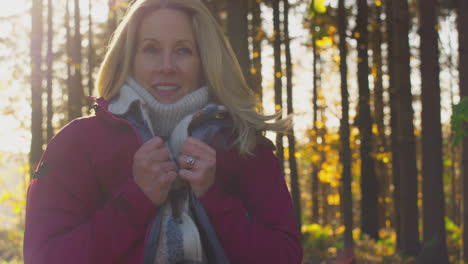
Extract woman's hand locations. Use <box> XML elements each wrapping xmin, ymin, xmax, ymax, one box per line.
<box><xmin>178</xmin><ymin>137</ymin><xmax>216</xmax><ymax>197</ymax></box>
<box><xmin>133</xmin><ymin>137</ymin><xmax>177</xmax><ymax>207</ymax></box>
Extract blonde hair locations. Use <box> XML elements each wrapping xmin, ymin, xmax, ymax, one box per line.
<box><xmin>96</xmin><ymin>0</ymin><xmax>290</xmax><ymax>154</ymax></box>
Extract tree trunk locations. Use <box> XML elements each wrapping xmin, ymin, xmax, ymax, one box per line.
<box><xmin>418</xmin><ymin>1</ymin><xmax>449</xmax><ymax>263</ymax></box>
<box><xmin>283</xmin><ymin>0</ymin><xmax>302</xmax><ymax>231</ymax></box>
<box><xmin>107</xmin><ymin>0</ymin><xmax>118</xmax><ymax>40</ymax></box>
<box><xmin>357</xmin><ymin>0</ymin><xmax>379</xmax><ymax>240</ymax></box>
<box><xmin>30</xmin><ymin>0</ymin><xmax>44</xmax><ymax>177</ymax></box>
<box><xmin>272</xmin><ymin>0</ymin><xmax>284</xmax><ymax>170</ymax></box>
<box><xmin>385</xmin><ymin>0</ymin><xmax>402</xmax><ymax>250</ymax></box>
<box><xmin>46</xmin><ymin>0</ymin><xmax>53</xmax><ymax>142</ymax></box>
<box><xmin>69</xmin><ymin>0</ymin><xmax>83</xmax><ymax>120</ymax></box>
<box><xmin>227</xmin><ymin>0</ymin><xmax>252</xmax><ymax>89</ymax></box>
<box><xmin>338</xmin><ymin>0</ymin><xmax>355</xmax><ymax>261</ymax></box>
<box><xmin>65</xmin><ymin>0</ymin><xmax>72</xmax><ymax>119</ymax></box>
<box><xmin>371</xmin><ymin>1</ymin><xmax>389</xmax><ymax>232</ymax></box>
<box><xmin>392</xmin><ymin>0</ymin><xmax>420</xmax><ymax>256</ymax></box>
<box><xmin>457</xmin><ymin>0</ymin><xmax>468</xmax><ymax>262</ymax></box>
<box><xmin>251</xmin><ymin>0</ymin><xmax>263</xmax><ymax>99</ymax></box>
<box><xmin>310</xmin><ymin>0</ymin><xmax>320</xmax><ymax>224</ymax></box>
<box><xmin>88</xmin><ymin>0</ymin><xmax>94</xmax><ymax>98</ymax></box>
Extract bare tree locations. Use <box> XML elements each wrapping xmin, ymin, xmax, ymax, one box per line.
<box><xmin>384</xmin><ymin>0</ymin><xmax>402</xmax><ymax>250</ymax></box>
<box><xmin>392</xmin><ymin>0</ymin><xmax>420</xmax><ymax>256</ymax></box>
<box><xmin>250</xmin><ymin>0</ymin><xmax>263</xmax><ymax>99</ymax></box>
<box><xmin>272</xmin><ymin>0</ymin><xmax>284</xmax><ymax>169</ymax></box>
<box><xmin>227</xmin><ymin>0</ymin><xmax>252</xmax><ymax>89</ymax></box>
<box><xmin>88</xmin><ymin>0</ymin><xmax>94</xmax><ymax>98</ymax></box>
<box><xmin>68</xmin><ymin>0</ymin><xmax>84</xmax><ymax>120</ymax></box>
<box><xmin>418</xmin><ymin>0</ymin><xmax>449</xmax><ymax>262</ymax></box>
<box><xmin>356</xmin><ymin>0</ymin><xmax>378</xmax><ymax>240</ymax></box>
<box><xmin>338</xmin><ymin>0</ymin><xmax>355</xmax><ymax>261</ymax></box>
<box><xmin>456</xmin><ymin>0</ymin><xmax>468</xmax><ymax>262</ymax></box>
<box><xmin>46</xmin><ymin>0</ymin><xmax>54</xmax><ymax>142</ymax></box>
<box><xmin>283</xmin><ymin>0</ymin><xmax>302</xmax><ymax>231</ymax></box>
<box><xmin>30</xmin><ymin>0</ymin><xmax>44</xmax><ymax>177</ymax></box>
<box><xmin>371</xmin><ymin>1</ymin><xmax>390</xmax><ymax>232</ymax></box>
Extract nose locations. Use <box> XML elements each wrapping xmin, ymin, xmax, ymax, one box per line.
<box><xmin>158</xmin><ymin>51</ymin><xmax>176</xmax><ymax>74</ymax></box>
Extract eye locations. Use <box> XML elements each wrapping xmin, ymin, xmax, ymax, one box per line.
<box><xmin>143</xmin><ymin>45</ymin><xmax>159</xmax><ymax>54</ymax></box>
<box><xmin>176</xmin><ymin>47</ymin><xmax>193</xmax><ymax>55</ymax></box>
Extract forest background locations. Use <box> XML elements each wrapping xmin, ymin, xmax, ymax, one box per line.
<box><xmin>0</xmin><ymin>0</ymin><xmax>467</xmax><ymax>263</ymax></box>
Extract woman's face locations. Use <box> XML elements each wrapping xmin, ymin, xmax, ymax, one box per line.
<box><xmin>133</xmin><ymin>8</ymin><xmax>202</xmax><ymax>104</ymax></box>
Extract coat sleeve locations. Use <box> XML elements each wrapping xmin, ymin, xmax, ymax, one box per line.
<box><xmin>199</xmin><ymin>141</ymin><xmax>303</xmax><ymax>264</ymax></box>
<box><xmin>23</xmin><ymin>120</ymin><xmax>157</xmax><ymax>264</ymax></box>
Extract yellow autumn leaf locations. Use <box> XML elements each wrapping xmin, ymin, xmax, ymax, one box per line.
<box><xmin>311</xmin><ymin>154</ymin><xmax>321</xmax><ymax>162</ymax></box>
<box><xmin>315</xmin><ymin>120</ymin><xmax>324</xmax><ymax>129</ymax></box>
<box><xmin>317</xmin><ymin>36</ymin><xmax>332</xmax><ymax>48</ymax></box>
<box><xmin>372</xmin><ymin>124</ymin><xmax>379</xmax><ymax>135</ymax></box>
<box><xmin>333</xmin><ymin>54</ymin><xmax>341</xmax><ymax>63</ymax></box>
<box><xmin>314</xmin><ymin>0</ymin><xmax>327</xmax><ymax>13</ymax></box>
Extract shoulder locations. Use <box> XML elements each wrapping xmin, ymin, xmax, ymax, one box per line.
<box><xmin>46</xmin><ymin>115</ymin><xmax>108</xmax><ymax>150</ymax></box>
<box><xmin>245</xmin><ymin>135</ymin><xmax>278</xmax><ymax>167</ymax></box>
<box><xmin>36</xmin><ymin>116</ymin><xmax>103</xmax><ymax>173</ymax></box>
<box><xmin>42</xmin><ymin>113</ymin><xmax>134</xmax><ymax>167</ymax></box>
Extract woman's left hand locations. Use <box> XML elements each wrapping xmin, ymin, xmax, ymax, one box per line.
<box><xmin>178</xmin><ymin>137</ymin><xmax>216</xmax><ymax>197</ymax></box>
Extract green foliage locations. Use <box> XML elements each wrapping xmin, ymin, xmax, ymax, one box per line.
<box><xmin>451</xmin><ymin>96</ymin><xmax>468</xmax><ymax>145</ymax></box>
<box><xmin>308</xmin><ymin>0</ymin><xmax>327</xmax><ymax>17</ymax></box>
<box><xmin>445</xmin><ymin>217</ymin><xmax>461</xmax><ymax>243</ymax></box>
<box><xmin>303</xmin><ymin>224</ymin><xmax>336</xmax><ymax>250</ymax></box>
<box><xmin>302</xmin><ymin>224</ymin><xmax>463</xmax><ymax>263</ymax></box>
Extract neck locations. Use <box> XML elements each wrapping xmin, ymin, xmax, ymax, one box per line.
<box><xmin>126</xmin><ymin>77</ymin><xmax>209</xmax><ymax>137</ymax></box>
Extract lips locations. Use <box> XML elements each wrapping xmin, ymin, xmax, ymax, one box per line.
<box><xmin>150</xmin><ymin>83</ymin><xmax>180</xmax><ymax>98</ymax></box>
<box><xmin>153</xmin><ymin>85</ymin><xmax>178</xmax><ymax>91</ymax></box>
<box><xmin>151</xmin><ymin>82</ymin><xmax>180</xmax><ymax>90</ymax></box>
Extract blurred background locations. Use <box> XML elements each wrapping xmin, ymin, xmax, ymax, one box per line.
<box><xmin>0</xmin><ymin>0</ymin><xmax>466</xmax><ymax>263</ymax></box>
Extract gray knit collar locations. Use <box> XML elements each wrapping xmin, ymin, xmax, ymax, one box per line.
<box><xmin>108</xmin><ymin>77</ymin><xmax>209</xmax><ymax>137</ymax></box>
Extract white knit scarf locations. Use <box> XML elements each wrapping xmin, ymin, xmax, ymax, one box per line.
<box><xmin>109</xmin><ymin>77</ymin><xmax>209</xmax><ymax>138</ymax></box>
<box><xmin>108</xmin><ymin>77</ymin><xmax>208</xmax><ymax>264</ymax></box>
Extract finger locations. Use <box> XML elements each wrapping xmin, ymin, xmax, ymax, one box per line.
<box><xmin>149</xmin><ymin>161</ymin><xmax>177</xmax><ymax>175</ymax></box>
<box><xmin>140</xmin><ymin>137</ymin><xmax>164</xmax><ymax>152</ymax></box>
<box><xmin>184</xmin><ymin>137</ymin><xmax>215</xmax><ymax>155</ymax></box>
<box><xmin>181</xmin><ymin>140</ymin><xmax>215</xmax><ymax>159</ymax></box>
<box><xmin>159</xmin><ymin>171</ymin><xmax>178</xmax><ymax>187</ymax></box>
<box><xmin>178</xmin><ymin>154</ymin><xmax>198</xmax><ymax>169</ymax></box>
<box><xmin>147</xmin><ymin>147</ymin><xmax>171</xmax><ymax>162</ymax></box>
<box><xmin>178</xmin><ymin>169</ymin><xmax>199</xmax><ymax>183</ymax></box>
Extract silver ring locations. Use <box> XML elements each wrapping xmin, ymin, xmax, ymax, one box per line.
<box><xmin>186</xmin><ymin>156</ymin><xmax>196</xmax><ymax>167</ymax></box>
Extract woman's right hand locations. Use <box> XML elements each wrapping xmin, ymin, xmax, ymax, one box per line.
<box><xmin>133</xmin><ymin>137</ymin><xmax>177</xmax><ymax>207</ymax></box>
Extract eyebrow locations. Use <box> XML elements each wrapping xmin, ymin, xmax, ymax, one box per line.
<box><xmin>142</xmin><ymin>38</ymin><xmax>195</xmax><ymax>45</ymax></box>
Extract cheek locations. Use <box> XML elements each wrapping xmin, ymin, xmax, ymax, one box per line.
<box><xmin>133</xmin><ymin>56</ymin><xmax>153</xmax><ymax>81</ymax></box>
<box><xmin>186</xmin><ymin>61</ymin><xmax>202</xmax><ymax>86</ymax></box>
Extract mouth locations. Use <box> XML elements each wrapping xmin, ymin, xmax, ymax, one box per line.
<box><xmin>150</xmin><ymin>84</ymin><xmax>181</xmax><ymax>99</ymax></box>
<box><xmin>152</xmin><ymin>85</ymin><xmax>179</xmax><ymax>91</ymax></box>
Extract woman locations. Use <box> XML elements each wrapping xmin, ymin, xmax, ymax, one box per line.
<box><xmin>23</xmin><ymin>0</ymin><xmax>302</xmax><ymax>263</ymax></box>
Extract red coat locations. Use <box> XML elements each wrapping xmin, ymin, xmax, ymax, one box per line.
<box><xmin>24</xmin><ymin>98</ymin><xmax>302</xmax><ymax>264</ymax></box>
